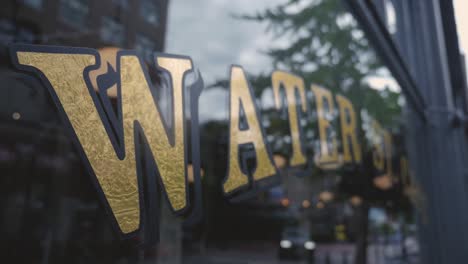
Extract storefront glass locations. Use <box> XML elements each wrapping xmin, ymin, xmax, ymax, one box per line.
<box><xmin>0</xmin><ymin>0</ymin><xmax>420</xmax><ymax>263</ymax></box>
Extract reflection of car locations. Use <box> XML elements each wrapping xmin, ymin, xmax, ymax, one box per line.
<box><xmin>404</xmin><ymin>236</ymin><xmax>420</xmax><ymax>256</ymax></box>
<box><xmin>278</xmin><ymin>226</ymin><xmax>316</xmax><ymax>263</ymax></box>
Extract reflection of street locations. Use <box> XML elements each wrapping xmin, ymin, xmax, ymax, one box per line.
<box><xmin>183</xmin><ymin>242</ymin><xmax>356</xmax><ymax>264</ymax></box>
<box><xmin>367</xmin><ymin>244</ymin><xmax>420</xmax><ymax>264</ymax></box>
<box><xmin>315</xmin><ymin>244</ymin><xmax>354</xmax><ymax>264</ymax></box>
<box><xmin>183</xmin><ymin>242</ymin><xmax>421</xmax><ymax>264</ymax></box>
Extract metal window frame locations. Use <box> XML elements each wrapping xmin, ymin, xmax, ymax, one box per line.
<box><xmin>344</xmin><ymin>1</ymin><xmax>468</xmax><ymax>264</ymax></box>
<box><xmin>344</xmin><ymin>0</ymin><xmax>427</xmax><ymax>122</ymax></box>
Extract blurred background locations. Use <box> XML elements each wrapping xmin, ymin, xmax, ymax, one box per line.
<box><xmin>1</xmin><ymin>0</ymin><xmax>467</xmax><ymax>264</ymax></box>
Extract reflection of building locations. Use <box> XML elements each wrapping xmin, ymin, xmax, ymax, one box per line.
<box><xmin>0</xmin><ymin>1</ymin><xmax>172</xmax><ymax>262</ymax></box>
<box><xmin>0</xmin><ymin>0</ymin><xmax>170</xmax><ymax>122</ymax></box>
<box><xmin>0</xmin><ymin>0</ymin><xmax>168</xmax><ymax>58</ymax></box>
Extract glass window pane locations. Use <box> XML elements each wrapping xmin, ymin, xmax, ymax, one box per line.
<box><xmin>135</xmin><ymin>33</ymin><xmax>155</xmax><ymax>61</ymax></box>
<box><xmin>0</xmin><ymin>0</ymin><xmax>443</xmax><ymax>263</ymax></box>
<box><xmin>60</xmin><ymin>0</ymin><xmax>89</xmax><ymax>28</ymax></box>
<box><xmin>22</xmin><ymin>0</ymin><xmax>43</xmax><ymax>9</ymax></box>
<box><xmin>140</xmin><ymin>0</ymin><xmax>160</xmax><ymax>26</ymax></box>
<box><xmin>113</xmin><ymin>0</ymin><xmax>128</xmax><ymax>9</ymax></box>
<box><xmin>101</xmin><ymin>17</ymin><xmax>125</xmax><ymax>46</ymax></box>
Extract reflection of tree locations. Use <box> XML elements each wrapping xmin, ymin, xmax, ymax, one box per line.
<box><xmin>239</xmin><ymin>2</ymin><xmax>412</xmax><ymax>262</ymax></box>
<box><xmin>241</xmin><ymin>0</ymin><xmax>401</xmax><ymax>127</ymax></box>
<box><xmin>238</xmin><ymin>0</ymin><xmax>414</xmax><ymax>197</ymax></box>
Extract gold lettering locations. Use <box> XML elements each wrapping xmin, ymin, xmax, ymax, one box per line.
<box><xmin>16</xmin><ymin>51</ymin><xmax>192</xmax><ymax>234</ymax></box>
<box><xmin>383</xmin><ymin>130</ymin><xmax>393</xmax><ymax>176</ymax></box>
<box><xmin>371</xmin><ymin>120</ymin><xmax>385</xmax><ymax>171</ymax></box>
<box><xmin>311</xmin><ymin>85</ymin><xmax>338</xmax><ymax>165</ymax></box>
<box><xmin>271</xmin><ymin>71</ymin><xmax>307</xmax><ymax>166</ymax></box>
<box><xmin>224</xmin><ymin>66</ymin><xmax>277</xmax><ymax>194</ymax></box>
<box><xmin>336</xmin><ymin>94</ymin><xmax>362</xmax><ymax>163</ymax></box>
<box><xmin>400</xmin><ymin>157</ymin><xmax>410</xmax><ymax>187</ymax></box>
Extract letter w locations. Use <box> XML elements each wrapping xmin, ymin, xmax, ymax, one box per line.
<box><xmin>14</xmin><ymin>47</ymin><xmax>192</xmax><ymax>235</ymax></box>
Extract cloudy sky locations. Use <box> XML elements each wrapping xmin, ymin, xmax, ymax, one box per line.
<box><xmin>165</xmin><ymin>0</ymin><xmax>286</xmax><ymax>85</ymax></box>
<box><xmin>454</xmin><ymin>0</ymin><xmax>468</xmax><ymax>71</ymax></box>
<box><xmin>165</xmin><ymin>0</ymin><xmax>288</xmax><ymax>122</ymax></box>
<box><xmin>164</xmin><ymin>0</ymin><xmax>468</xmax><ymax>122</ymax></box>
